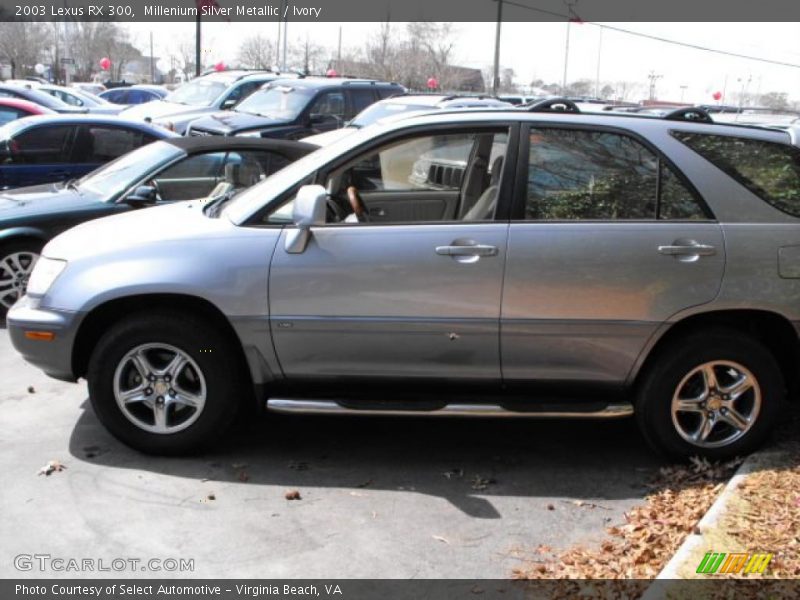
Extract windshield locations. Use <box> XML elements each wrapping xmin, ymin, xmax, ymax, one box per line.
<box><xmin>351</xmin><ymin>102</ymin><xmax>433</xmax><ymax>127</ymax></box>
<box><xmin>165</xmin><ymin>79</ymin><xmax>228</xmax><ymax>106</ymax></box>
<box><xmin>79</xmin><ymin>141</ymin><xmax>183</xmax><ymax>199</ymax></box>
<box><xmin>235</xmin><ymin>85</ymin><xmax>314</xmax><ymax>119</ymax></box>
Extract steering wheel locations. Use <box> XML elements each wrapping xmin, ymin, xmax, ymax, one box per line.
<box><xmin>150</xmin><ymin>179</ymin><xmax>165</xmax><ymax>203</ymax></box>
<box><xmin>346</xmin><ymin>186</ymin><xmax>369</xmax><ymax>222</ymax></box>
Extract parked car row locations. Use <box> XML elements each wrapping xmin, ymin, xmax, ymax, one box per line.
<box><xmin>2</xmin><ymin>97</ymin><xmax>798</xmax><ymax>463</ymax></box>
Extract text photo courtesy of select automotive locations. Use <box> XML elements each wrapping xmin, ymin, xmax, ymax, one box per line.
<box><xmin>1</xmin><ymin>3</ymin><xmax>800</xmax><ymax>593</ymax></box>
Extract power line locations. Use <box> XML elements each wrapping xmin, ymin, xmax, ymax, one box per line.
<box><xmin>500</xmin><ymin>0</ymin><xmax>800</xmax><ymax>70</ymax></box>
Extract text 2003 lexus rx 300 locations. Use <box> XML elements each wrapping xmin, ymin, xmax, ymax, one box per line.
<box><xmin>8</xmin><ymin>101</ymin><xmax>800</xmax><ymax>458</ymax></box>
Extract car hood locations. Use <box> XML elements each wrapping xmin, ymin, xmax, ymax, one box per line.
<box><xmin>302</xmin><ymin>127</ymin><xmax>356</xmax><ymax>146</ymax></box>
<box><xmin>190</xmin><ymin>111</ymin><xmax>292</xmax><ymax>134</ymax></box>
<box><xmin>43</xmin><ymin>201</ymin><xmax>238</xmax><ymax>262</ymax></box>
<box><xmin>0</xmin><ymin>184</ymin><xmax>101</xmax><ymax>219</ymax></box>
<box><xmin>120</xmin><ymin>100</ymin><xmax>213</xmax><ymax>121</ymax></box>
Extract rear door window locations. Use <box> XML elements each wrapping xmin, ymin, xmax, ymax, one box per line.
<box><xmin>74</xmin><ymin>126</ymin><xmax>155</xmax><ymax>163</ymax></box>
<box><xmin>11</xmin><ymin>125</ymin><xmax>75</xmax><ymax>164</ymax></box>
<box><xmin>524</xmin><ymin>128</ymin><xmax>708</xmax><ymax>220</ymax></box>
<box><xmin>348</xmin><ymin>89</ymin><xmax>376</xmax><ymax>118</ymax></box>
<box><xmin>673</xmin><ymin>131</ymin><xmax>800</xmax><ymax>218</ymax></box>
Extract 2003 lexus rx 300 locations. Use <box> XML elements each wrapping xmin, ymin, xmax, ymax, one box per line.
<box><xmin>7</xmin><ymin>101</ymin><xmax>800</xmax><ymax>458</ymax></box>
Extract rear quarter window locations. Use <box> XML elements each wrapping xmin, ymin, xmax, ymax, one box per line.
<box><xmin>673</xmin><ymin>131</ymin><xmax>800</xmax><ymax>217</ymax></box>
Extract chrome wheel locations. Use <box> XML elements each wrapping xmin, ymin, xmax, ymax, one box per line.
<box><xmin>0</xmin><ymin>250</ymin><xmax>39</xmax><ymax>309</ymax></box>
<box><xmin>671</xmin><ymin>360</ymin><xmax>761</xmax><ymax>449</ymax></box>
<box><xmin>113</xmin><ymin>343</ymin><xmax>206</xmax><ymax>434</ymax></box>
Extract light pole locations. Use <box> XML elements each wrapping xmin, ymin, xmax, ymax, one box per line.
<box><xmin>562</xmin><ymin>0</ymin><xmax>580</xmax><ymax>93</ymax></box>
<box><xmin>594</xmin><ymin>27</ymin><xmax>602</xmax><ymax>98</ymax></box>
<box><xmin>647</xmin><ymin>70</ymin><xmax>662</xmax><ymax>101</ymax></box>
<box><xmin>492</xmin><ymin>0</ymin><xmax>503</xmax><ymax>95</ymax></box>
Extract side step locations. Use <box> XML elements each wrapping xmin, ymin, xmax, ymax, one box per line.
<box><xmin>266</xmin><ymin>398</ymin><xmax>634</xmax><ymax>419</ymax></box>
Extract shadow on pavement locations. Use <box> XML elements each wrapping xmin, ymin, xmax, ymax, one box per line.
<box><xmin>68</xmin><ymin>397</ymin><xmax>665</xmax><ymax>518</ymax></box>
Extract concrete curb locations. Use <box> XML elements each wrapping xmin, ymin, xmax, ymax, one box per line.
<box><xmin>640</xmin><ymin>451</ymin><xmax>780</xmax><ymax>598</ymax></box>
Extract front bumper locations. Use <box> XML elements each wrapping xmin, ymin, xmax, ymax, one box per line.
<box><xmin>7</xmin><ymin>296</ymin><xmax>82</xmax><ymax>382</ymax></box>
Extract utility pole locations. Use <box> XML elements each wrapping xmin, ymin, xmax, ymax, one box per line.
<box><xmin>150</xmin><ymin>31</ymin><xmax>155</xmax><ymax>83</ymax></box>
<box><xmin>562</xmin><ymin>20</ymin><xmax>571</xmax><ymax>91</ymax></box>
<box><xmin>276</xmin><ymin>2</ymin><xmax>283</xmax><ymax>70</ymax></box>
<box><xmin>195</xmin><ymin>14</ymin><xmax>201</xmax><ymax>76</ymax></box>
<box><xmin>282</xmin><ymin>18</ymin><xmax>289</xmax><ymax>71</ymax></box>
<box><xmin>594</xmin><ymin>27</ymin><xmax>602</xmax><ymax>98</ymax></box>
<box><xmin>647</xmin><ymin>70</ymin><xmax>662</xmax><ymax>101</ymax></box>
<box><xmin>561</xmin><ymin>0</ymin><xmax>580</xmax><ymax>93</ymax></box>
<box><xmin>492</xmin><ymin>0</ymin><xmax>503</xmax><ymax>95</ymax></box>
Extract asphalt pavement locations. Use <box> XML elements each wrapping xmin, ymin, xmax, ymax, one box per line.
<box><xmin>0</xmin><ymin>325</ymin><xmax>664</xmax><ymax>578</ymax></box>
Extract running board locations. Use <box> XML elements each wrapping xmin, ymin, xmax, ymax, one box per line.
<box><xmin>266</xmin><ymin>398</ymin><xmax>634</xmax><ymax>419</ymax></box>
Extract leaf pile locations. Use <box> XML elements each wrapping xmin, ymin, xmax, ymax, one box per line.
<box><xmin>512</xmin><ymin>457</ymin><xmax>743</xmax><ymax>582</ymax></box>
<box><xmin>720</xmin><ymin>449</ymin><xmax>800</xmax><ymax>578</ymax></box>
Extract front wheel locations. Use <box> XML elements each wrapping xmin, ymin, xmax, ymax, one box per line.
<box><xmin>0</xmin><ymin>241</ymin><xmax>42</xmax><ymax>316</ymax></box>
<box><xmin>88</xmin><ymin>311</ymin><xmax>244</xmax><ymax>454</ymax></box>
<box><xmin>635</xmin><ymin>330</ymin><xmax>785</xmax><ymax>460</ymax></box>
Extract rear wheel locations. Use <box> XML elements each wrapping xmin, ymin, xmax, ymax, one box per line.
<box><xmin>636</xmin><ymin>330</ymin><xmax>784</xmax><ymax>460</ymax></box>
<box><xmin>0</xmin><ymin>241</ymin><xmax>42</xmax><ymax>316</ymax></box>
<box><xmin>88</xmin><ymin>311</ymin><xmax>243</xmax><ymax>454</ymax></box>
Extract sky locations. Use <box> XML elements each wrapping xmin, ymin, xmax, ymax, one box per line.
<box><xmin>126</xmin><ymin>21</ymin><xmax>800</xmax><ymax>104</ymax></box>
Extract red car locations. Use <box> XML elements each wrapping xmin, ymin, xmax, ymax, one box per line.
<box><xmin>0</xmin><ymin>98</ymin><xmax>55</xmax><ymax>125</ymax></box>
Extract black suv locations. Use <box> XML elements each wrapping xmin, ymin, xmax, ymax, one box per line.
<box><xmin>186</xmin><ymin>78</ymin><xmax>405</xmax><ymax>140</ymax></box>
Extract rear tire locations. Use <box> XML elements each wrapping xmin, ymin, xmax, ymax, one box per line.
<box><xmin>0</xmin><ymin>240</ymin><xmax>42</xmax><ymax>317</ymax></box>
<box><xmin>88</xmin><ymin>311</ymin><xmax>243</xmax><ymax>455</ymax></box>
<box><xmin>635</xmin><ymin>329</ymin><xmax>784</xmax><ymax>460</ymax></box>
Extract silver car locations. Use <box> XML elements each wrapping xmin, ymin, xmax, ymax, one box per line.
<box><xmin>7</xmin><ymin>103</ymin><xmax>800</xmax><ymax>459</ymax></box>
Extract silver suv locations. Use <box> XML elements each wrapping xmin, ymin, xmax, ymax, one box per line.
<box><xmin>8</xmin><ymin>102</ymin><xmax>800</xmax><ymax>458</ymax></box>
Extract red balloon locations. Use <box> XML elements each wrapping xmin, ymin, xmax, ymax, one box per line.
<box><xmin>326</xmin><ymin>68</ymin><xmax>338</xmax><ymax>77</ymax></box>
<box><xmin>214</xmin><ymin>61</ymin><xmax>225</xmax><ymax>72</ymax></box>
<box><xmin>427</xmin><ymin>77</ymin><xmax>439</xmax><ymax>90</ymax></box>
<box><xmin>99</xmin><ymin>57</ymin><xmax>111</xmax><ymax>71</ymax></box>
<box><xmin>712</xmin><ymin>91</ymin><xmax>722</xmax><ymax>101</ymax></box>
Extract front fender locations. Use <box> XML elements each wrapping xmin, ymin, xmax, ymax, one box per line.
<box><xmin>0</xmin><ymin>226</ymin><xmax>47</xmax><ymax>244</ymax></box>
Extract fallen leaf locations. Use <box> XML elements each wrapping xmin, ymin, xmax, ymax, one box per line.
<box><xmin>37</xmin><ymin>460</ymin><xmax>66</xmax><ymax>476</ymax></box>
<box><xmin>285</xmin><ymin>489</ymin><xmax>301</xmax><ymax>501</ymax></box>
<box><xmin>27</xmin><ymin>386</ymin><xmax>35</xmax><ymax>394</ymax></box>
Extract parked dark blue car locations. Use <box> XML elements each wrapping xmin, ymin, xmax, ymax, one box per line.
<box><xmin>0</xmin><ymin>115</ymin><xmax>177</xmax><ymax>189</ymax></box>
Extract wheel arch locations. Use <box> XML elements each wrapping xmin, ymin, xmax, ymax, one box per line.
<box><xmin>631</xmin><ymin>309</ymin><xmax>800</xmax><ymax>400</ymax></box>
<box><xmin>0</xmin><ymin>227</ymin><xmax>48</xmax><ymax>246</ymax></box>
<box><xmin>72</xmin><ymin>293</ymin><xmax>262</xmax><ymax>410</ymax></box>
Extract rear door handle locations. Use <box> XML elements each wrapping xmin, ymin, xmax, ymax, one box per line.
<box><xmin>436</xmin><ymin>244</ymin><xmax>498</xmax><ymax>257</ymax></box>
<box><xmin>658</xmin><ymin>243</ymin><xmax>716</xmax><ymax>257</ymax></box>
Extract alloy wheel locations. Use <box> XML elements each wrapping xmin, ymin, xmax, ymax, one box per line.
<box><xmin>670</xmin><ymin>360</ymin><xmax>761</xmax><ymax>449</ymax></box>
<box><xmin>0</xmin><ymin>251</ymin><xmax>39</xmax><ymax>309</ymax></box>
<box><xmin>113</xmin><ymin>343</ymin><xmax>207</xmax><ymax>434</ymax></box>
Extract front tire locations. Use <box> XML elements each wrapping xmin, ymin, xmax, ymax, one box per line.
<box><xmin>635</xmin><ymin>329</ymin><xmax>785</xmax><ymax>460</ymax></box>
<box><xmin>88</xmin><ymin>311</ymin><xmax>243</xmax><ymax>455</ymax></box>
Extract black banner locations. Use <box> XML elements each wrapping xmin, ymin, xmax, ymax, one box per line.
<box><xmin>2</xmin><ymin>0</ymin><xmax>800</xmax><ymax>22</ymax></box>
<box><xmin>5</xmin><ymin>579</ymin><xmax>800</xmax><ymax>600</ymax></box>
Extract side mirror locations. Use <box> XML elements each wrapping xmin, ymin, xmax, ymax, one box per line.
<box><xmin>285</xmin><ymin>184</ymin><xmax>327</xmax><ymax>254</ymax></box>
<box><xmin>126</xmin><ymin>185</ymin><xmax>157</xmax><ymax>206</ymax></box>
<box><xmin>221</xmin><ymin>98</ymin><xmax>237</xmax><ymax>109</ymax></box>
<box><xmin>309</xmin><ymin>113</ymin><xmax>334</xmax><ymax>126</ymax></box>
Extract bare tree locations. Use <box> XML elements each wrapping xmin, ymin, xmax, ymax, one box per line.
<box><xmin>758</xmin><ymin>91</ymin><xmax>788</xmax><ymax>110</ymax></box>
<box><xmin>237</xmin><ymin>34</ymin><xmax>275</xmax><ymax>70</ymax></box>
<box><xmin>288</xmin><ymin>36</ymin><xmax>325</xmax><ymax>75</ymax></box>
<box><xmin>0</xmin><ymin>20</ymin><xmax>49</xmax><ymax>79</ymax></box>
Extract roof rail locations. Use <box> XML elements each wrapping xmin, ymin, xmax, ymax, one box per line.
<box><xmin>527</xmin><ymin>97</ymin><xmax>580</xmax><ymax>113</ymax></box>
<box><xmin>663</xmin><ymin>107</ymin><xmax>713</xmax><ymax>123</ymax></box>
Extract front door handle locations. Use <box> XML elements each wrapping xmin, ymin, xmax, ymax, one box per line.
<box><xmin>436</xmin><ymin>244</ymin><xmax>498</xmax><ymax>257</ymax></box>
<box><xmin>658</xmin><ymin>243</ymin><xmax>716</xmax><ymax>257</ymax></box>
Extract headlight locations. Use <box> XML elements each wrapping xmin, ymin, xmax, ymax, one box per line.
<box><xmin>26</xmin><ymin>258</ymin><xmax>67</xmax><ymax>296</ymax></box>
<box><xmin>235</xmin><ymin>131</ymin><xmax>262</xmax><ymax>138</ymax></box>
